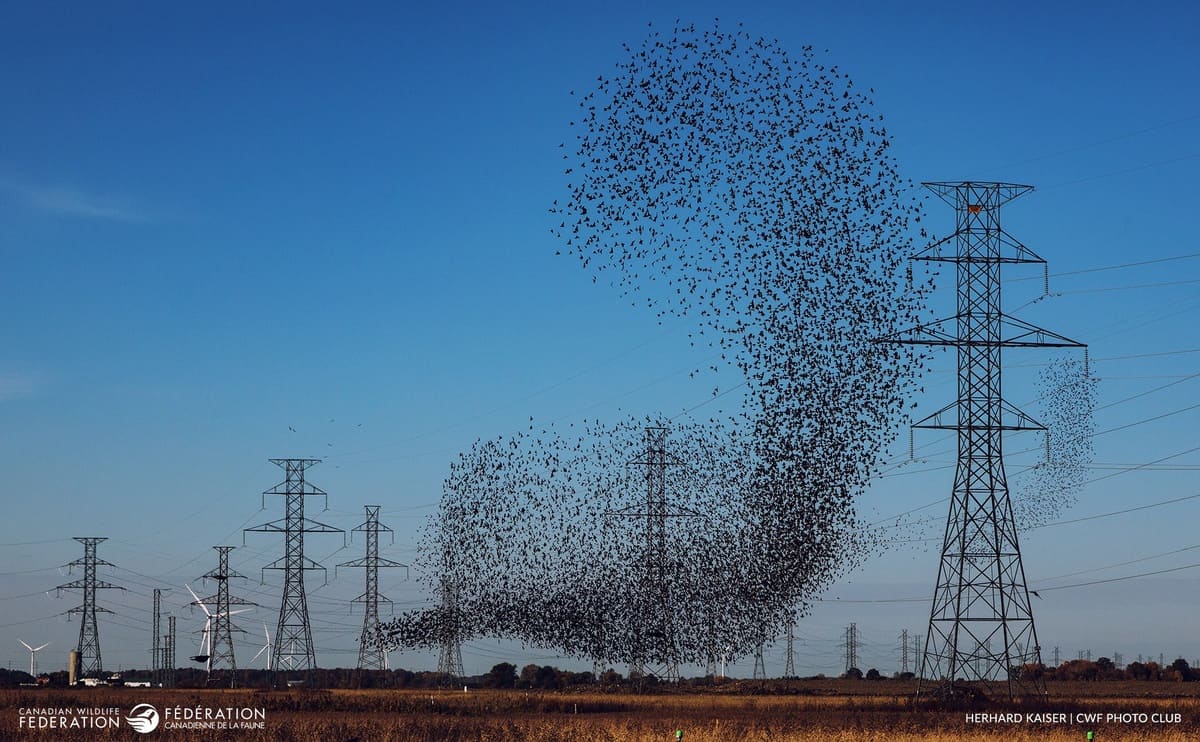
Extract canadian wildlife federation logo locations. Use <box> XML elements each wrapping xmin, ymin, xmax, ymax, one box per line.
<box><xmin>125</xmin><ymin>704</ymin><xmax>160</xmax><ymax>734</ymax></box>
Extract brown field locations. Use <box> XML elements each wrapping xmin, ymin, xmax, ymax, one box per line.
<box><xmin>4</xmin><ymin>681</ymin><xmax>1200</xmax><ymax>740</ymax></box>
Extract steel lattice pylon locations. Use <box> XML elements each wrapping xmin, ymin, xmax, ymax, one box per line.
<box><xmin>844</xmin><ymin>623</ymin><xmax>858</xmax><ymax>674</ymax></box>
<box><xmin>889</xmin><ymin>181</ymin><xmax>1085</xmax><ymax>698</ymax></box>
<box><xmin>245</xmin><ymin>459</ymin><xmax>343</xmax><ymax>676</ymax></box>
<box><xmin>152</xmin><ymin>589</ymin><xmax>162</xmax><ymax>686</ymax></box>
<box><xmin>752</xmin><ymin>644</ymin><xmax>766</xmax><ymax>680</ymax></box>
<box><xmin>165</xmin><ymin>615</ymin><xmax>176</xmax><ymax>688</ymax></box>
<box><xmin>435</xmin><ymin>575</ymin><xmax>464</xmax><ymax>679</ymax></box>
<box><xmin>57</xmin><ymin>537</ymin><xmax>123</xmax><ymax>680</ymax></box>
<box><xmin>607</xmin><ymin>426</ymin><xmax>698</xmax><ymax>682</ymax></box>
<box><xmin>192</xmin><ymin>546</ymin><xmax>254</xmax><ymax>687</ymax></box>
<box><xmin>338</xmin><ymin>506</ymin><xmax>408</xmax><ymax>670</ymax></box>
<box><xmin>784</xmin><ymin>612</ymin><xmax>796</xmax><ymax>678</ymax></box>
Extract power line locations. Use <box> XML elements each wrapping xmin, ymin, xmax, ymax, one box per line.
<box><xmin>1036</xmin><ymin>562</ymin><xmax>1200</xmax><ymax>593</ymax></box>
<box><xmin>1041</xmin><ymin>152</ymin><xmax>1200</xmax><ymax>190</ymax></box>
<box><xmin>1037</xmin><ymin>543</ymin><xmax>1200</xmax><ymax>582</ymax></box>
<box><xmin>1009</xmin><ymin>251</ymin><xmax>1200</xmax><ymax>282</ymax></box>
<box><xmin>992</xmin><ymin>113</ymin><xmax>1200</xmax><ymax>170</ymax></box>
<box><xmin>1033</xmin><ymin>491</ymin><xmax>1200</xmax><ymax>529</ymax></box>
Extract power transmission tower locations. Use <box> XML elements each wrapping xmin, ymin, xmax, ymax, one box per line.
<box><xmin>152</xmin><ymin>589</ymin><xmax>162</xmax><ymax>686</ymax></box>
<box><xmin>606</xmin><ymin>426</ymin><xmax>698</xmax><ymax>682</ymax></box>
<box><xmin>1053</xmin><ymin>646</ymin><xmax>1061</xmax><ymax>667</ymax></box>
<box><xmin>888</xmin><ymin>182</ymin><xmax>1084</xmax><ymax>699</ymax></box>
<box><xmin>784</xmin><ymin>614</ymin><xmax>796</xmax><ymax>678</ymax></box>
<box><xmin>1113</xmin><ymin>652</ymin><xmax>1123</xmax><ymax>669</ymax></box>
<box><xmin>912</xmin><ymin>635</ymin><xmax>922</xmax><ymax>678</ymax></box>
<box><xmin>702</xmin><ymin>615</ymin><xmax>719</xmax><ymax>677</ymax></box>
<box><xmin>435</xmin><ymin>574</ymin><xmax>464</xmax><ymax>680</ymax></box>
<box><xmin>338</xmin><ymin>506</ymin><xmax>408</xmax><ymax>670</ymax></box>
<box><xmin>192</xmin><ymin>546</ymin><xmax>254</xmax><ymax>687</ymax></box>
<box><xmin>901</xmin><ymin>629</ymin><xmax>909</xmax><ymax>674</ymax></box>
<box><xmin>165</xmin><ymin>615</ymin><xmax>176</xmax><ymax>688</ymax></box>
<box><xmin>245</xmin><ymin>458</ymin><xmax>344</xmax><ymax>675</ymax></box>
<box><xmin>752</xmin><ymin>644</ymin><xmax>766</xmax><ymax>680</ymax></box>
<box><xmin>843</xmin><ymin>623</ymin><xmax>858</xmax><ymax>674</ymax></box>
<box><xmin>56</xmin><ymin>537</ymin><xmax>124</xmax><ymax>680</ymax></box>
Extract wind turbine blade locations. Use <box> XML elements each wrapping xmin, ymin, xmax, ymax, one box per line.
<box><xmin>185</xmin><ymin>584</ymin><xmax>211</xmax><ymax>617</ymax></box>
<box><xmin>34</xmin><ymin>643</ymin><xmax>49</xmax><ymax>651</ymax></box>
<box><xmin>253</xmin><ymin>645</ymin><xmax>268</xmax><ymax>661</ymax></box>
<box><xmin>19</xmin><ymin>640</ymin><xmax>32</xmax><ymax>652</ymax></box>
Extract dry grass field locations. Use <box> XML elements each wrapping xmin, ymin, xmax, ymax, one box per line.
<box><xmin>4</xmin><ymin>681</ymin><xmax>1200</xmax><ymax>740</ymax></box>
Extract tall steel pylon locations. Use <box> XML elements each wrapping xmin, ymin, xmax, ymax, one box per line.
<box><xmin>192</xmin><ymin>546</ymin><xmax>254</xmax><ymax>687</ymax></box>
<box><xmin>245</xmin><ymin>458</ymin><xmax>343</xmax><ymax>674</ymax></box>
<box><xmin>889</xmin><ymin>181</ymin><xmax>1084</xmax><ymax>698</ymax></box>
<box><xmin>784</xmin><ymin>613</ymin><xmax>796</xmax><ymax>678</ymax></box>
<box><xmin>56</xmin><ymin>537</ymin><xmax>123</xmax><ymax>679</ymax></box>
<box><xmin>435</xmin><ymin>574</ymin><xmax>464</xmax><ymax>679</ymax></box>
<box><xmin>152</xmin><ymin>589</ymin><xmax>162</xmax><ymax>686</ymax></box>
<box><xmin>164</xmin><ymin>615</ymin><xmax>176</xmax><ymax>688</ymax></box>
<box><xmin>844</xmin><ymin>623</ymin><xmax>858</xmax><ymax>674</ymax></box>
<box><xmin>338</xmin><ymin>506</ymin><xmax>408</xmax><ymax>670</ymax></box>
<box><xmin>607</xmin><ymin>426</ymin><xmax>698</xmax><ymax>682</ymax></box>
<box><xmin>752</xmin><ymin>644</ymin><xmax>766</xmax><ymax>680</ymax></box>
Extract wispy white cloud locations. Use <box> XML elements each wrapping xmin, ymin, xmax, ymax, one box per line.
<box><xmin>2</xmin><ymin>180</ymin><xmax>149</xmax><ymax>222</ymax></box>
<box><xmin>0</xmin><ymin>373</ymin><xmax>39</xmax><ymax>402</ymax></box>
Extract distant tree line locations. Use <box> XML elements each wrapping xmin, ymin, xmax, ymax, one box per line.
<box><xmin>1028</xmin><ymin>658</ymin><xmax>1199</xmax><ymax>682</ymax></box>
<box><xmin>7</xmin><ymin>658</ymin><xmax>1199</xmax><ymax>689</ymax></box>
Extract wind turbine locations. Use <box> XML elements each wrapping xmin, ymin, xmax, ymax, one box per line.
<box><xmin>185</xmin><ymin>584</ymin><xmax>250</xmax><ymax>670</ymax></box>
<box><xmin>252</xmin><ymin>623</ymin><xmax>272</xmax><ymax>669</ymax></box>
<box><xmin>18</xmin><ymin>640</ymin><xmax>49</xmax><ymax>677</ymax></box>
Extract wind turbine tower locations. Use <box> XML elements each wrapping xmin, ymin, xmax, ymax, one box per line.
<box><xmin>19</xmin><ymin>640</ymin><xmax>49</xmax><ymax>677</ymax></box>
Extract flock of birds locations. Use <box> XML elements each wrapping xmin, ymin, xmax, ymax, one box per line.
<box><xmin>1016</xmin><ymin>358</ymin><xmax>1097</xmax><ymax>529</ymax></box>
<box><xmin>379</xmin><ymin>22</ymin><xmax>1086</xmax><ymax>670</ymax></box>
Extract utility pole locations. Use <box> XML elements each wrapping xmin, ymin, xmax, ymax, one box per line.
<box><xmin>245</xmin><ymin>459</ymin><xmax>344</xmax><ymax>675</ymax></box>
<box><xmin>192</xmin><ymin>546</ymin><xmax>254</xmax><ymax>687</ymax></box>
<box><xmin>338</xmin><ymin>506</ymin><xmax>408</xmax><ymax>670</ymax></box>
<box><xmin>888</xmin><ymin>181</ymin><xmax>1084</xmax><ymax>699</ymax></box>
<box><xmin>57</xmin><ymin>537</ymin><xmax>124</xmax><ymax>679</ymax></box>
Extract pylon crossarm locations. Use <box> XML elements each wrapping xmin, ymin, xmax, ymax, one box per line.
<box><xmin>998</xmin><ymin>315</ymin><xmax>1086</xmax><ymax>347</ymax></box>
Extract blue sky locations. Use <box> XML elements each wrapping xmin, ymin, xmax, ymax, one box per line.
<box><xmin>1</xmin><ymin>1</ymin><xmax>1198</xmax><ymax>677</ymax></box>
